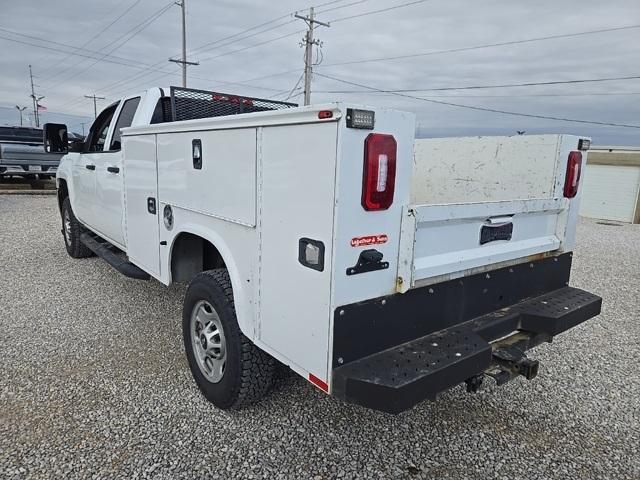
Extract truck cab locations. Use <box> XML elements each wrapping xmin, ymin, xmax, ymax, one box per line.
<box><xmin>56</xmin><ymin>88</ymin><xmax>165</xmax><ymax>249</ymax></box>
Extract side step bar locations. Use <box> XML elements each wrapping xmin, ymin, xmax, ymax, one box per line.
<box><xmin>80</xmin><ymin>233</ymin><xmax>150</xmax><ymax>280</ymax></box>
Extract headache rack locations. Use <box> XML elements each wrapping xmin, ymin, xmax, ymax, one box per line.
<box><xmin>169</xmin><ymin>86</ymin><xmax>298</xmax><ymax>122</ymax></box>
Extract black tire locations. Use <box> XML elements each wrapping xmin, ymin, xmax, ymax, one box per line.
<box><xmin>183</xmin><ymin>269</ymin><xmax>275</xmax><ymax>409</ymax></box>
<box><xmin>61</xmin><ymin>197</ymin><xmax>93</xmax><ymax>258</ymax></box>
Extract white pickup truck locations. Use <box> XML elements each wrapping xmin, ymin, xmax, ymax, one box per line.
<box><xmin>45</xmin><ymin>86</ymin><xmax>601</xmax><ymax>413</ymax></box>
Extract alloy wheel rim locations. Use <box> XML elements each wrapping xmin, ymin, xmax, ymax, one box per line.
<box><xmin>190</xmin><ymin>300</ymin><xmax>227</xmax><ymax>383</ymax></box>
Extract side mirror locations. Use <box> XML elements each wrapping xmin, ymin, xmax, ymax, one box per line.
<box><xmin>43</xmin><ymin>123</ymin><xmax>68</xmax><ymax>153</ymax></box>
<box><xmin>68</xmin><ymin>139</ymin><xmax>84</xmax><ymax>152</ymax></box>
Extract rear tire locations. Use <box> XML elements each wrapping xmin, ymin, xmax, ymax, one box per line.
<box><xmin>183</xmin><ymin>269</ymin><xmax>275</xmax><ymax>409</ymax></box>
<box><xmin>61</xmin><ymin>197</ymin><xmax>93</xmax><ymax>258</ymax></box>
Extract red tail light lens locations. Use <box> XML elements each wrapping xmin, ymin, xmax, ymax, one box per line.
<box><xmin>362</xmin><ymin>133</ymin><xmax>397</xmax><ymax>211</ymax></box>
<box><xmin>563</xmin><ymin>151</ymin><xmax>583</xmax><ymax>198</ymax></box>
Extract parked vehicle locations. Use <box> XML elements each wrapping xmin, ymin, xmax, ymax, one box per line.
<box><xmin>0</xmin><ymin>126</ymin><xmax>76</xmax><ymax>179</ymax></box>
<box><xmin>46</xmin><ymin>86</ymin><xmax>601</xmax><ymax>413</ymax></box>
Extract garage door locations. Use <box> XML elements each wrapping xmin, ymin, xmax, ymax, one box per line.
<box><xmin>580</xmin><ymin>164</ymin><xmax>640</xmax><ymax>223</ymax></box>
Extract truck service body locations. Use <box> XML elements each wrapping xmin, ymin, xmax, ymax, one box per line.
<box><xmin>48</xmin><ymin>86</ymin><xmax>601</xmax><ymax>413</ymax></box>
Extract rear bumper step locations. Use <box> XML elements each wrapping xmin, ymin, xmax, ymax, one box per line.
<box><xmin>80</xmin><ymin>233</ymin><xmax>150</xmax><ymax>280</ymax></box>
<box><xmin>332</xmin><ymin>286</ymin><xmax>601</xmax><ymax>414</ymax></box>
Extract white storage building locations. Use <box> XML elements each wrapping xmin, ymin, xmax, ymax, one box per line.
<box><xmin>580</xmin><ymin>146</ymin><xmax>640</xmax><ymax>224</ymax></box>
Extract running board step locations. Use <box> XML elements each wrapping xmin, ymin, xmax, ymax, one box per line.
<box><xmin>80</xmin><ymin>233</ymin><xmax>149</xmax><ymax>280</ymax></box>
<box><xmin>332</xmin><ymin>287</ymin><xmax>601</xmax><ymax>414</ymax></box>
<box><xmin>332</xmin><ymin>328</ymin><xmax>492</xmax><ymax>414</ymax></box>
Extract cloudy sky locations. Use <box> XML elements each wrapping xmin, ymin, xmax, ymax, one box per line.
<box><xmin>1</xmin><ymin>0</ymin><xmax>639</xmax><ymax>145</ymax></box>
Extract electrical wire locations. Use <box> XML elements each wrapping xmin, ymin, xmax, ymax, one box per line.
<box><xmin>314</xmin><ymin>72</ymin><xmax>640</xmax><ymax>129</ymax></box>
<box><xmin>317</xmin><ymin>91</ymin><xmax>640</xmax><ymax>98</ymax></box>
<box><xmin>84</xmin><ymin>0</ymin><xmax>342</xmax><ymax>102</ymax></box>
<box><xmin>316</xmin><ymin>0</ymin><xmax>371</xmax><ymax>15</ymax></box>
<box><xmin>0</xmin><ymin>27</ymin><xmax>144</xmax><ymax>69</ymax></box>
<box><xmin>320</xmin><ymin>24</ymin><xmax>640</xmax><ymax>67</ymax></box>
<box><xmin>314</xmin><ymin>75</ymin><xmax>640</xmax><ymax>93</ymax></box>
<box><xmin>330</xmin><ymin>0</ymin><xmax>431</xmax><ymax>23</ymax></box>
<box><xmin>45</xmin><ymin>1</ymin><xmax>175</xmax><ymax>91</ymax></box>
<box><xmin>284</xmin><ymin>73</ymin><xmax>305</xmax><ymax>100</ymax></box>
<box><xmin>0</xmin><ymin>34</ymin><xmax>150</xmax><ymax>68</ymax></box>
<box><xmin>39</xmin><ymin>0</ymin><xmax>144</xmax><ymax>76</ymax></box>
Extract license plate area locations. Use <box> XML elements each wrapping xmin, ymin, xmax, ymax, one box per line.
<box><xmin>480</xmin><ymin>222</ymin><xmax>513</xmax><ymax>245</ymax></box>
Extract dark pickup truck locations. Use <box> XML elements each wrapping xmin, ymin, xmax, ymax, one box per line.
<box><xmin>0</xmin><ymin>126</ymin><xmax>80</xmax><ymax>179</ymax></box>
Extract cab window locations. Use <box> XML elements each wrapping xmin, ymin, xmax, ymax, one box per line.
<box><xmin>110</xmin><ymin>97</ymin><xmax>141</xmax><ymax>150</ymax></box>
<box><xmin>87</xmin><ymin>102</ymin><xmax>119</xmax><ymax>152</ymax></box>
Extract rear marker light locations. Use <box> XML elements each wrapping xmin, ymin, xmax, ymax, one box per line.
<box><xmin>346</xmin><ymin>108</ymin><xmax>375</xmax><ymax>129</ymax></box>
<box><xmin>318</xmin><ymin>110</ymin><xmax>333</xmax><ymax>119</ymax></box>
<box><xmin>309</xmin><ymin>373</ymin><xmax>329</xmax><ymax>392</ymax></box>
<box><xmin>564</xmin><ymin>151</ymin><xmax>583</xmax><ymax>199</ymax></box>
<box><xmin>362</xmin><ymin>133</ymin><xmax>397</xmax><ymax>211</ymax></box>
<box><xmin>578</xmin><ymin>138</ymin><xmax>591</xmax><ymax>151</ymax></box>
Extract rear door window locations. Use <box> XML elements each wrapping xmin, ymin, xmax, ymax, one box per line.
<box><xmin>109</xmin><ymin>97</ymin><xmax>141</xmax><ymax>150</ymax></box>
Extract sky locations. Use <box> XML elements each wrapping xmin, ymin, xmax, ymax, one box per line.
<box><xmin>0</xmin><ymin>0</ymin><xmax>639</xmax><ymax>145</ymax></box>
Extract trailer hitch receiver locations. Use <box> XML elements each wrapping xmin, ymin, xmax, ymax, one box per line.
<box><xmin>489</xmin><ymin>345</ymin><xmax>540</xmax><ymax>384</ymax></box>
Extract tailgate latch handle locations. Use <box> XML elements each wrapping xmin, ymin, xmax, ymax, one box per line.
<box><xmin>346</xmin><ymin>249</ymin><xmax>389</xmax><ymax>276</ymax></box>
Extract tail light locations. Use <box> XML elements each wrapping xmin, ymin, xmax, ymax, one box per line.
<box><xmin>563</xmin><ymin>151</ymin><xmax>583</xmax><ymax>198</ymax></box>
<box><xmin>362</xmin><ymin>133</ymin><xmax>397</xmax><ymax>211</ymax></box>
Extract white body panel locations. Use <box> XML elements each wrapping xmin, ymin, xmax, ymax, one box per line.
<box><xmin>123</xmin><ymin>134</ymin><xmax>160</xmax><ymax>276</ymax></box>
<box><xmin>258</xmin><ymin>122</ymin><xmax>338</xmax><ymax>379</ymax></box>
<box><xmin>157</xmin><ymin>129</ymin><xmax>257</xmax><ymax>227</ymax></box>
<box><xmin>580</xmin><ymin>164</ymin><xmax>640</xmax><ymax>223</ymax></box>
<box><xmin>412</xmin><ymin>135</ymin><xmax>562</xmax><ymax>204</ymax></box>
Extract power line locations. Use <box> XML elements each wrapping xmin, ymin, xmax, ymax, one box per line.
<box><xmin>45</xmin><ymin>1</ymin><xmax>175</xmax><ymax>91</ymax></box>
<box><xmin>186</xmin><ymin>0</ymin><xmax>351</xmax><ymax>57</ymax></box>
<box><xmin>315</xmin><ymin>91</ymin><xmax>640</xmax><ymax>98</ymax></box>
<box><xmin>197</xmin><ymin>28</ymin><xmax>306</xmax><ymax>64</ymax></box>
<box><xmin>0</xmin><ymin>33</ymin><xmax>153</xmax><ymax>69</ymax></box>
<box><xmin>315</xmin><ymin>74</ymin><xmax>640</xmax><ymax>93</ymax></box>
<box><xmin>330</xmin><ymin>0</ymin><xmax>431</xmax><ymax>23</ymax></box>
<box><xmin>314</xmin><ymin>72</ymin><xmax>640</xmax><ymax>129</ymax></box>
<box><xmin>85</xmin><ymin>2</ymin><xmax>330</xmax><ymax>99</ymax></box>
<box><xmin>197</xmin><ymin>0</ymin><xmax>432</xmax><ymax>64</ymax></box>
<box><xmin>320</xmin><ymin>24</ymin><xmax>640</xmax><ymax>67</ymax></box>
<box><xmin>0</xmin><ymin>27</ymin><xmax>145</xmax><ymax>69</ymax></box>
<box><xmin>316</xmin><ymin>0</ymin><xmax>371</xmax><ymax>15</ymax></box>
<box><xmin>69</xmin><ymin>0</ymin><xmax>409</xmax><ymax>100</ymax></box>
<box><xmin>39</xmin><ymin>0</ymin><xmax>145</xmax><ymax>76</ymax></box>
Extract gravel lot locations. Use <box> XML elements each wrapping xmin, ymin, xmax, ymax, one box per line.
<box><xmin>1</xmin><ymin>195</ymin><xmax>638</xmax><ymax>480</ymax></box>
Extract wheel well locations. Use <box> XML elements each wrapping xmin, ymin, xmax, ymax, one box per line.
<box><xmin>171</xmin><ymin>232</ymin><xmax>226</xmax><ymax>282</ymax></box>
<box><xmin>57</xmin><ymin>179</ymin><xmax>69</xmax><ymax>213</ymax></box>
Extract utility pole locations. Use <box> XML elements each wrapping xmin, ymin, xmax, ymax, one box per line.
<box><xmin>15</xmin><ymin>106</ymin><xmax>27</xmax><ymax>126</ymax></box>
<box><xmin>84</xmin><ymin>94</ymin><xmax>106</xmax><ymax>119</ymax></box>
<box><xmin>295</xmin><ymin>8</ymin><xmax>329</xmax><ymax>106</ymax></box>
<box><xmin>169</xmin><ymin>0</ymin><xmax>198</xmax><ymax>87</ymax></box>
<box><xmin>29</xmin><ymin>65</ymin><xmax>45</xmax><ymax>127</ymax></box>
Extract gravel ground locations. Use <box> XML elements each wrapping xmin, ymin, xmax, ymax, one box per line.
<box><xmin>1</xmin><ymin>195</ymin><xmax>638</xmax><ymax>480</ymax></box>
